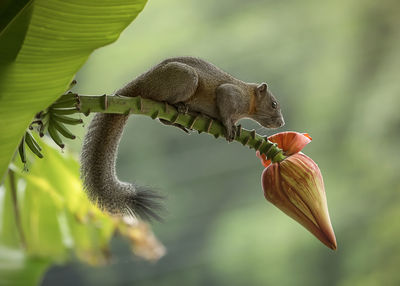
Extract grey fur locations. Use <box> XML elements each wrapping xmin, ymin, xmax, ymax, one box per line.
<box><xmin>80</xmin><ymin>113</ymin><xmax>164</xmax><ymax>220</ymax></box>
<box><xmin>80</xmin><ymin>57</ymin><xmax>284</xmax><ymax>220</ymax></box>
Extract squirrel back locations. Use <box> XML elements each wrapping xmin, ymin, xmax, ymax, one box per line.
<box><xmin>119</xmin><ymin>57</ymin><xmax>253</xmax><ymax>119</ymax></box>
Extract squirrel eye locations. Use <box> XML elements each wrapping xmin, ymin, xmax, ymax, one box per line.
<box><xmin>272</xmin><ymin>101</ymin><xmax>277</xmax><ymax>109</ymax></box>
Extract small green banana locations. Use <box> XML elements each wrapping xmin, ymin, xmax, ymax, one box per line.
<box><xmin>48</xmin><ymin>122</ymin><xmax>65</xmax><ymax>148</ymax></box>
<box><xmin>51</xmin><ymin>108</ymin><xmax>78</xmax><ymax>115</ymax></box>
<box><xmin>26</xmin><ymin>131</ymin><xmax>42</xmax><ymax>150</ymax></box>
<box><xmin>52</xmin><ymin>118</ymin><xmax>76</xmax><ymax>139</ymax></box>
<box><xmin>25</xmin><ymin>131</ymin><xmax>43</xmax><ymax>158</ymax></box>
<box><xmin>18</xmin><ymin>136</ymin><xmax>26</xmax><ymax>164</ymax></box>
<box><xmin>52</xmin><ymin>114</ymin><xmax>83</xmax><ymax>125</ymax></box>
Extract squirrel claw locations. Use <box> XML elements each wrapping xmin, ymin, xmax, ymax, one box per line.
<box><xmin>225</xmin><ymin>125</ymin><xmax>237</xmax><ymax>142</ymax></box>
<box><xmin>175</xmin><ymin>102</ymin><xmax>189</xmax><ymax>114</ymax></box>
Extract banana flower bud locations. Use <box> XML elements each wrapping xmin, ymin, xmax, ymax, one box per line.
<box><xmin>256</xmin><ymin>132</ymin><xmax>337</xmax><ymax>250</ymax></box>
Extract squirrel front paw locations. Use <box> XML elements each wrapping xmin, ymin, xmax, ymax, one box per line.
<box><xmin>175</xmin><ymin>102</ymin><xmax>189</xmax><ymax>114</ymax></box>
<box><xmin>225</xmin><ymin>124</ymin><xmax>237</xmax><ymax>142</ymax></box>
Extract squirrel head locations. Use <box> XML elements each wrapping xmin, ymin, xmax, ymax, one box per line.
<box><xmin>250</xmin><ymin>83</ymin><xmax>285</xmax><ymax>129</ymax></box>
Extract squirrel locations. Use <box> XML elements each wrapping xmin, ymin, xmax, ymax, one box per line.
<box><xmin>80</xmin><ymin>56</ymin><xmax>284</xmax><ymax>220</ymax></box>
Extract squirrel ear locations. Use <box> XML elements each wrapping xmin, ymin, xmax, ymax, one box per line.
<box><xmin>257</xmin><ymin>83</ymin><xmax>268</xmax><ymax>93</ymax></box>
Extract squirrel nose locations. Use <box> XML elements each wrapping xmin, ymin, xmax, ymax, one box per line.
<box><xmin>277</xmin><ymin>117</ymin><xmax>285</xmax><ymax>127</ymax></box>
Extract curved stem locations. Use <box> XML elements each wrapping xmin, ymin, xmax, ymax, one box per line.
<box><xmin>61</xmin><ymin>93</ymin><xmax>286</xmax><ymax>162</ymax></box>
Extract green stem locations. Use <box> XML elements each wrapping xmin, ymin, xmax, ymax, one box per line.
<box><xmin>8</xmin><ymin>169</ymin><xmax>27</xmax><ymax>249</ymax></box>
<box><xmin>67</xmin><ymin>94</ymin><xmax>286</xmax><ymax>162</ymax></box>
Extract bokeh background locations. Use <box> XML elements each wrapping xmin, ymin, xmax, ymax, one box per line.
<box><xmin>42</xmin><ymin>0</ymin><xmax>400</xmax><ymax>285</ymax></box>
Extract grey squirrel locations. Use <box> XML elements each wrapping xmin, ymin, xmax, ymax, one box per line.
<box><xmin>80</xmin><ymin>57</ymin><xmax>284</xmax><ymax>220</ymax></box>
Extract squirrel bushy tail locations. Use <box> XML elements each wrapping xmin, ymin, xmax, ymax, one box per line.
<box><xmin>80</xmin><ymin>113</ymin><xmax>164</xmax><ymax>221</ymax></box>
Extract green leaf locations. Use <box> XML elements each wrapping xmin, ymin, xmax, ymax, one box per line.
<box><xmin>1</xmin><ymin>138</ymin><xmax>164</xmax><ymax>284</ymax></box>
<box><xmin>0</xmin><ymin>0</ymin><xmax>33</xmax><ymax>63</ymax></box>
<box><xmin>0</xmin><ymin>139</ymin><xmax>152</xmax><ymax>286</ymax></box>
<box><xmin>0</xmin><ymin>170</ymin><xmax>51</xmax><ymax>286</ymax></box>
<box><xmin>0</xmin><ymin>0</ymin><xmax>148</xmax><ymax>181</ymax></box>
<box><xmin>13</xmin><ymin>137</ymin><xmax>115</xmax><ymax>263</ymax></box>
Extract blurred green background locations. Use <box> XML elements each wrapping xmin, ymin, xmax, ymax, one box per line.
<box><xmin>42</xmin><ymin>0</ymin><xmax>400</xmax><ymax>285</ymax></box>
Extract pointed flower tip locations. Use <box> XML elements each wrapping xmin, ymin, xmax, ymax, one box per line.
<box><xmin>325</xmin><ymin>227</ymin><xmax>337</xmax><ymax>251</ymax></box>
<box><xmin>314</xmin><ymin>229</ymin><xmax>336</xmax><ymax>250</ymax></box>
<box><xmin>318</xmin><ymin>221</ymin><xmax>337</xmax><ymax>250</ymax></box>
<box><xmin>321</xmin><ymin>234</ymin><xmax>337</xmax><ymax>250</ymax></box>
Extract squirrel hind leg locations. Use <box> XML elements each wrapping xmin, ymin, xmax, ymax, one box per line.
<box><xmin>148</xmin><ymin>62</ymin><xmax>199</xmax><ymax>103</ymax></box>
<box><xmin>124</xmin><ymin>186</ymin><xmax>166</xmax><ymax>221</ymax></box>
